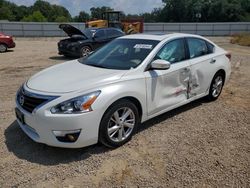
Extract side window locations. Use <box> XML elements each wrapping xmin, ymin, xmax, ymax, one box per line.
<box><xmin>94</xmin><ymin>30</ymin><xmax>106</xmax><ymax>39</ymax></box>
<box><xmin>155</xmin><ymin>39</ymin><xmax>186</xmax><ymax>63</ymax></box>
<box><xmin>187</xmin><ymin>38</ymin><xmax>208</xmax><ymax>58</ymax></box>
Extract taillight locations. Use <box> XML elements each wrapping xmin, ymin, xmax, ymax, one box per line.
<box><xmin>225</xmin><ymin>52</ymin><xmax>231</xmax><ymax>61</ymax></box>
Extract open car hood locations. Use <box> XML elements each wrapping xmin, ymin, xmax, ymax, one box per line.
<box><xmin>59</xmin><ymin>24</ymin><xmax>87</xmax><ymax>38</ymax></box>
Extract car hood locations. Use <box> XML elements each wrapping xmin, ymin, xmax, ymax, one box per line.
<box><xmin>59</xmin><ymin>24</ymin><xmax>87</xmax><ymax>38</ymax></box>
<box><xmin>26</xmin><ymin>60</ymin><xmax>127</xmax><ymax>93</ymax></box>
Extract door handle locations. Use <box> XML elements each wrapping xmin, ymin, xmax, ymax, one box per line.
<box><xmin>210</xmin><ymin>58</ymin><xmax>216</xmax><ymax>64</ymax></box>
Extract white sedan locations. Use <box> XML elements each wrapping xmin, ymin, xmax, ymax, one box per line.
<box><xmin>15</xmin><ymin>33</ymin><xmax>231</xmax><ymax>148</ymax></box>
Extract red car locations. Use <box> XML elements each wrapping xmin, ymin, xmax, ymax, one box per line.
<box><xmin>0</xmin><ymin>32</ymin><xmax>15</xmax><ymax>52</ymax></box>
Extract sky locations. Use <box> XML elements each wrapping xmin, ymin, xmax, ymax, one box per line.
<box><xmin>8</xmin><ymin>0</ymin><xmax>164</xmax><ymax>16</ymax></box>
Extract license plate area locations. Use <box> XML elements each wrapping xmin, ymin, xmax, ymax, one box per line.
<box><xmin>15</xmin><ymin>108</ymin><xmax>25</xmax><ymax>124</ymax></box>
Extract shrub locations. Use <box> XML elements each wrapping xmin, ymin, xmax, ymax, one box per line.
<box><xmin>231</xmin><ymin>33</ymin><xmax>250</xmax><ymax>46</ymax></box>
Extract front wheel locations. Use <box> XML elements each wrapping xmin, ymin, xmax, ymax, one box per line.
<box><xmin>0</xmin><ymin>44</ymin><xmax>7</xmax><ymax>53</ymax></box>
<box><xmin>80</xmin><ymin>46</ymin><xmax>91</xmax><ymax>57</ymax></box>
<box><xmin>207</xmin><ymin>72</ymin><xmax>225</xmax><ymax>101</ymax></box>
<box><xmin>99</xmin><ymin>99</ymin><xmax>139</xmax><ymax>148</ymax></box>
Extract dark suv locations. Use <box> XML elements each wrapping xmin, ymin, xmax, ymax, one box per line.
<box><xmin>58</xmin><ymin>24</ymin><xmax>124</xmax><ymax>57</ymax></box>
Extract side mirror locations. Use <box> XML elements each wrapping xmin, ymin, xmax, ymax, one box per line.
<box><xmin>150</xmin><ymin>59</ymin><xmax>171</xmax><ymax>70</ymax></box>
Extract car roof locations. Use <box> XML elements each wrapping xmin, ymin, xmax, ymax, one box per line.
<box><xmin>87</xmin><ymin>27</ymin><xmax>121</xmax><ymax>31</ymax></box>
<box><xmin>120</xmin><ymin>33</ymin><xmax>206</xmax><ymax>41</ymax></box>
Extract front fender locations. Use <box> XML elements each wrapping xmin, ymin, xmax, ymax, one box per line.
<box><xmin>91</xmin><ymin>78</ymin><xmax>147</xmax><ymax>123</ymax></box>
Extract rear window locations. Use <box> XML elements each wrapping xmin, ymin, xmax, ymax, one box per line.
<box><xmin>107</xmin><ymin>29</ymin><xmax>123</xmax><ymax>38</ymax></box>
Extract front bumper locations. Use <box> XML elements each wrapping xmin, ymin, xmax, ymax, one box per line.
<box><xmin>58</xmin><ymin>42</ymin><xmax>80</xmax><ymax>57</ymax></box>
<box><xmin>58</xmin><ymin>48</ymin><xmax>80</xmax><ymax>57</ymax></box>
<box><xmin>15</xmin><ymin>101</ymin><xmax>101</xmax><ymax>148</ymax></box>
<box><xmin>8</xmin><ymin>41</ymin><xmax>15</xmax><ymax>48</ymax></box>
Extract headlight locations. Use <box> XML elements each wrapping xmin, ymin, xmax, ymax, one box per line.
<box><xmin>50</xmin><ymin>91</ymin><xmax>101</xmax><ymax>114</ymax></box>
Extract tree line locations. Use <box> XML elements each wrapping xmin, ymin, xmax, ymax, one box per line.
<box><xmin>0</xmin><ymin>0</ymin><xmax>249</xmax><ymax>22</ymax></box>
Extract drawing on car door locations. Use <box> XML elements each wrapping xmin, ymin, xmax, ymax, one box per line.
<box><xmin>145</xmin><ymin>38</ymin><xmax>192</xmax><ymax>116</ymax></box>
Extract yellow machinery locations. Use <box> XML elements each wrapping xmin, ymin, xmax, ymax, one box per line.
<box><xmin>86</xmin><ymin>19</ymin><xmax>108</xmax><ymax>28</ymax></box>
<box><xmin>86</xmin><ymin>11</ymin><xmax>144</xmax><ymax>34</ymax></box>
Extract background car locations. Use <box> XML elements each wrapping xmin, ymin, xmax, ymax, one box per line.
<box><xmin>0</xmin><ymin>32</ymin><xmax>15</xmax><ymax>53</ymax></box>
<box><xmin>58</xmin><ymin>24</ymin><xmax>124</xmax><ymax>57</ymax></box>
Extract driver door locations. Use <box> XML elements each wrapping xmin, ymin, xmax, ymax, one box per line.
<box><xmin>144</xmin><ymin>38</ymin><xmax>191</xmax><ymax>116</ymax></box>
<box><xmin>92</xmin><ymin>29</ymin><xmax>108</xmax><ymax>49</ymax></box>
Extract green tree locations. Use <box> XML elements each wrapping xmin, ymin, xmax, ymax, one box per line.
<box><xmin>51</xmin><ymin>4</ymin><xmax>71</xmax><ymax>22</ymax></box>
<box><xmin>73</xmin><ymin>11</ymin><xmax>90</xmax><ymax>22</ymax></box>
<box><xmin>90</xmin><ymin>6</ymin><xmax>113</xmax><ymax>19</ymax></box>
<box><xmin>13</xmin><ymin>5</ymin><xmax>30</xmax><ymax>21</ymax></box>
<box><xmin>160</xmin><ymin>0</ymin><xmax>246</xmax><ymax>22</ymax></box>
<box><xmin>0</xmin><ymin>6</ymin><xmax>14</xmax><ymax>20</ymax></box>
<box><xmin>32</xmin><ymin>0</ymin><xmax>71</xmax><ymax>22</ymax></box>
<box><xmin>161</xmin><ymin>0</ymin><xmax>190</xmax><ymax>22</ymax></box>
<box><xmin>0</xmin><ymin>0</ymin><xmax>17</xmax><ymax>20</ymax></box>
<box><xmin>55</xmin><ymin>16</ymin><xmax>68</xmax><ymax>22</ymax></box>
<box><xmin>22</xmin><ymin>11</ymin><xmax>47</xmax><ymax>22</ymax></box>
<box><xmin>32</xmin><ymin>0</ymin><xmax>52</xmax><ymax>20</ymax></box>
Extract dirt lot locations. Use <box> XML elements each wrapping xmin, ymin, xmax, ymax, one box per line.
<box><xmin>0</xmin><ymin>37</ymin><xmax>249</xmax><ymax>187</ymax></box>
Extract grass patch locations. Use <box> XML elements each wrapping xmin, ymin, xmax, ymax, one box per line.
<box><xmin>230</xmin><ymin>33</ymin><xmax>250</xmax><ymax>46</ymax></box>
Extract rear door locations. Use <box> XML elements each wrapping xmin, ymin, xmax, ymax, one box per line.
<box><xmin>185</xmin><ymin>37</ymin><xmax>216</xmax><ymax>97</ymax></box>
<box><xmin>145</xmin><ymin>38</ymin><xmax>192</xmax><ymax>116</ymax></box>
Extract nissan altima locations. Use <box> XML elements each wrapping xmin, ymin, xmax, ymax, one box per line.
<box><xmin>15</xmin><ymin>33</ymin><xmax>231</xmax><ymax>148</ymax></box>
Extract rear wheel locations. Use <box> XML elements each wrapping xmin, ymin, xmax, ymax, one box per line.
<box><xmin>99</xmin><ymin>99</ymin><xmax>139</xmax><ymax>148</ymax></box>
<box><xmin>207</xmin><ymin>72</ymin><xmax>225</xmax><ymax>101</ymax></box>
<box><xmin>0</xmin><ymin>44</ymin><xmax>7</xmax><ymax>53</ymax></box>
<box><xmin>80</xmin><ymin>46</ymin><xmax>91</xmax><ymax>57</ymax></box>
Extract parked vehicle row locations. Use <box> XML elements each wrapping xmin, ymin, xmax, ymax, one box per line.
<box><xmin>0</xmin><ymin>24</ymin><xmax>123</xmax><ymax>55</ymax></box>
<box><xmin>15</xmin><ymin>33</ymin><xmax>231</xmax><ymax>148</ymax></box>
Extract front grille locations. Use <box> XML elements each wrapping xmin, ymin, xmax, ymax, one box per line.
<box><xmin>17</xmin><ymin>88</ymin><xmax>49</xmax><ymax>113</ymax></box>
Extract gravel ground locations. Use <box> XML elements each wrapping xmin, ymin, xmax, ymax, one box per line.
<box><xmin>0</xmin><ymin>37</ymin><xmax>249</xmax><ymax>187</ymax></box>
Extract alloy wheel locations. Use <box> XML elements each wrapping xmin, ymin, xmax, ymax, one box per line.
<box><xmin>81</xmin><ymin>47</ymin><xmax>91</xmax><ymax>57</ymax></box>
<box><xmin>0</xmin><ymin>44</ymin><xmax>7</xmax><ymax>52</ymax></box>
<box><xmin>212</xmin><ymin>75</ymin><xmax>223</xmax><ymax>98</ymax></box>
<box><xmin>107</xmin><ymin>107</ymin><xmax>135</xmax><ymax>142</ymax></box>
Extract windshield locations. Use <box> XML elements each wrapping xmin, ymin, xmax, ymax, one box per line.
<box><xmin>78</xmin><ymin>38</ymin><xmax>159</xmax><ymax>70</ymax></box>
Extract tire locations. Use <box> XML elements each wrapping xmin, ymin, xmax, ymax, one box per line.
<box><xmin>0</xmin><ymin>43</ymin><xmax>7</xmax><ymax>53</ymax></box>
<box><xmin>99</xmin><ymin>99</ymin><xmax>140</xmax><ymax>148</ymax></box>
<box><xmin>207</xmin><ymin>72</ymin><xmax>225</xmax><ymax>101</ymax></box>
<box><xmin>80</xmin><ymin>46</ymin><xmax>91</xmax><ymax>57</ymax></box>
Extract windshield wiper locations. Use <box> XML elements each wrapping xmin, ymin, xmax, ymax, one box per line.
<box><xmin>85</xmin><ymin>64</ymin><xmax>108</xmax><ymax>69</ymax></box>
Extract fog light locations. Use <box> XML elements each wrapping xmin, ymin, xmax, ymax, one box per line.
<box><xmin>52</xmin><ymin>129</ymin><xmax>81</xmax><ymax>143</ymax></box>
